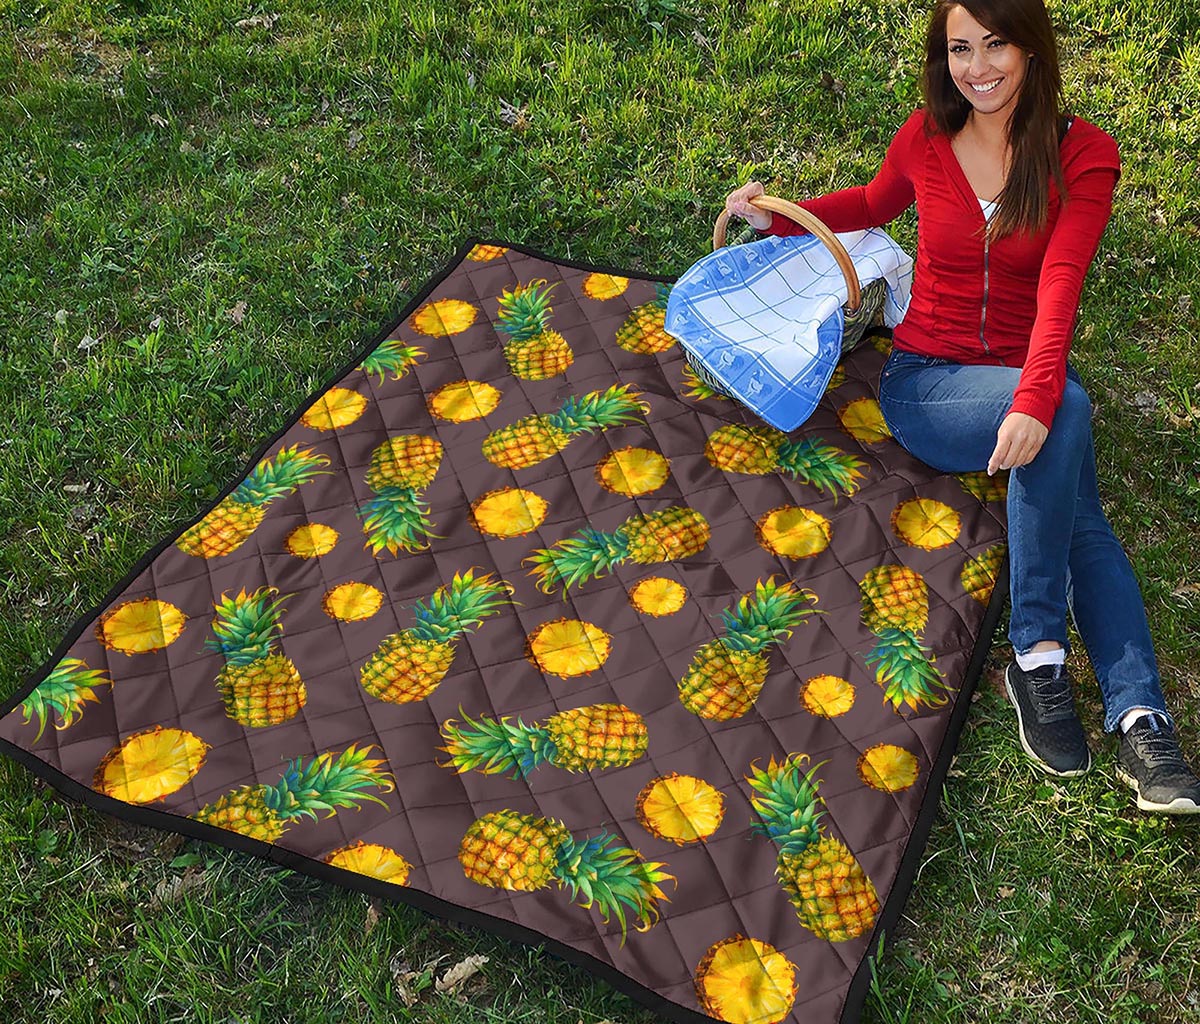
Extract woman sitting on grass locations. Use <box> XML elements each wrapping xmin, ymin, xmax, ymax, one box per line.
<box><xmin>726</xmin><ymin>0</ymin><xmax>1199</xmax><ymax>813</ymax></box>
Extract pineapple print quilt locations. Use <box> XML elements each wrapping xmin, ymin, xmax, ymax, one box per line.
<box><xmin>0</xmin><ymin>240</ymin><xmax>1008</xmax><ymax>1024</ymax></box>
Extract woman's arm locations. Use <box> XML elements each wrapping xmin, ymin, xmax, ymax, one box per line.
<box><xmin>1005</xmin><ymin>160</ymin><xmax>1121</xmax><ymax>429</ymax></box>
<box><xmin>757</xmin><ymin>111</ymin><xmax>920</xmax><ymax>237</ymax></box>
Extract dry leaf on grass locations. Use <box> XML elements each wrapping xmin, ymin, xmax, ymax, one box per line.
<box><xmin>364</xmin><ymin>897</ymin><xmax>381</xmax><ymax>936</ymax></box>
<box><xmin>226</xmin><ymin>301</ymin><xmax>248</xmax><ymax>324</ymax></box>
<box><xmin>436</xmin><ymin>954</ymin><xmax>489</xmax><ymax>995</ymax></box>
<box><xmin>236</xmin><ymin>13</ymin><xmax>279</xmax><ymax>31</ymax></box>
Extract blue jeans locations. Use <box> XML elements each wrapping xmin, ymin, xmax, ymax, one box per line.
<box><xmin>877</xmin><ymin>348</ymin><xmax>1172</xmax><ymax>733</ymax></box>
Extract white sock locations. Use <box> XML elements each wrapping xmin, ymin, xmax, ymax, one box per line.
<box><xmin>1015</xmin><ymin>648</ymin><xmax>1066</xmax><ymax>672</ymax></box>
<box><xmin>1119</xmin><ymin>709</ymin><xmax>1162</xmax><ymax>733</ymax></box>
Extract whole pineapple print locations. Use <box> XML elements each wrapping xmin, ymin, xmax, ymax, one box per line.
<box><xmin>859</xmin><ymin>565</ymin><xmax>951</xmax><ymax>712</ymax></box>
<box><xmin>495</xmin><ymin>279</ymin><xmax>574</xmax><ymax>380</ymax></box>
<box><xmin>694</xmin><ymin>935</ymin><xmax>798</xmax><ymax>1024</ymax></box>
<box><xmin>94</xmin><ymin>726</ymin><xmax>210</xmax><ymax>803</ymax></box>
<box><xmin>482</xmin><ymin>384</ymin><xmax>648</xmax><ymax>470</ymax></box>
<box><xmin>208</xmin><ymin>588</ymin><xmax>307</xmax><ymax>728</ymax></box>
<box><xmin>177</xmin><ymin>445</ymin><xmax>330</xmax><ymax>558</ymax></box>
<box><xmin>467</xmin><ymin>243</ymin><xmax>508</xmax><ymax>262</ymax></box>
<box><xmin>359</xmin><ymin>569</ymin><xmax>511</xmax><ymax>704</ymax></box>
<box><xmin>678</xmin><ymin>578</ymin><xmax>820</xmax><ymax>720</ymax></box>
<box><xmin>359</xmin><ymin>339</ymin><xmax>425</xmax><ymax>384</ymax></box>
<box><xmin>360</xmin><ymin>434</ymin><xmax>444</xmax><ymax>555</ymax></box>
<box><xmin>459</xmin><ymin>810</ymin><xmax>673</xmax><ymax>942</ymax></box>
<box><xmin>527</xmin><ymin>506</ymin><xmax>710</xmax><ymax>596</ymax></box>
<box><xmin>20</xmin><ymin>657</ymin><xmax>112</xmax><ymax>741</ymax></box>
<box><xmin>746</xmin><ymin>754</ymin><xmax>879</xmax><ymax>942</ymax></box>
<box><xmin>961</xmin><ymin>542</ymin><xmax>1007</xmax><ymax>605</ymax></box>
<box><xmin>193</xmin><ymin>744</ymin><xmax>394</xmax><ymax>842</ymax></box>
<box><xmin>440</xmin><ymin>703</ymin><xmax>648</xmax><ymax>777</ymax></box>
<box><xmin>615</xmin><ymin>282</ymin><xmax>674</xmax><ymax>354</ymax></box>
<box><xmin>705</xmin><ymin>424</ymin><xmax>866</xmax><ymax>498</ymax></box>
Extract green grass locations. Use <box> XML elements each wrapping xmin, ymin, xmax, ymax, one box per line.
<box><xmin>2</xmin><ymin>0</ymin><xmax>1199</xmax><ymax>1021</ymax></box>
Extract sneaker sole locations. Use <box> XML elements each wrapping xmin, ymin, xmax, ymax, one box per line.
<box><xmin>1004</xmin><ymin>666</ymin><xmax>1092</xmax><ymax>778</ymax></box>
<box><xmin>1115</xmin><ymin>765</ymin><xmax>1200</xmax><ymax>815</ymax></box>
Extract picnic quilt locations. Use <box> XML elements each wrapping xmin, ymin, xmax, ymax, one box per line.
<box><xmin>0</xmin><ymin>239</ymin><xmax>1008</xmax><ymax>1024</ymax></box>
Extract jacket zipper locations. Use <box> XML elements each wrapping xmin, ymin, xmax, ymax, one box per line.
<box><xmin>978</xmin><ymin>226</ymin><xmax>1005</xmax><ymax>365</ymax></box>
<box><xmin>979</xmin><ymin>230</ymin><xmax>991</xmax><ymax>355</ymax></box>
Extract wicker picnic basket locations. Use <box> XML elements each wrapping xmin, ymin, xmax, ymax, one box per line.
<box><xmin>683</xmin><ymin>195</ymin><xmax>888</xmax><ymax>398</ymax></box>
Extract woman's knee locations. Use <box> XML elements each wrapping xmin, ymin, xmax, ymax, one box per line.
<box><xmin>1047</xmin><ymin>380</ymin><xmax>1092</xmax><ymax>442</ymax></box>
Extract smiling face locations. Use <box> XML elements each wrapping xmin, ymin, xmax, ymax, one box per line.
<box><xmin>945</xmin><ymin>5</ymin><xmax>1031</xmax><ymax>122</ymax></box>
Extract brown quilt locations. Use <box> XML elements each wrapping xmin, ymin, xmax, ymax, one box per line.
<box><xmin>0</xmin><ymin>240</ymin><xmax>1008</xmax><ymax>1024</ymax></box>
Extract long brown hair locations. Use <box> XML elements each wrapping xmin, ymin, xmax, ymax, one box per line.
<box><xmin>921</xmin><ymin>0</ymin><xmax>1070</xmax><ymax>241</ymax></box>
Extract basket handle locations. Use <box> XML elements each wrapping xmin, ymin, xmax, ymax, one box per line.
<box><xmin>713</xmin><ymin>195</ymin><xmax>862</xmax><ymax>312</ymax></box>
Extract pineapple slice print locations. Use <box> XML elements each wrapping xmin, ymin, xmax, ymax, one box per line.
<box><xmin>827</xmin><ymin>363</ymin><xmax>847</xmax><ymax>390</ymax></box>
<box><xmin>838</xmin><ymin>397</ymin><xmax>892</xmax><ymax>444</ymax></box>
<box><xmin>628</xmin><ymin>577</ymin><xmax>688</xmax><ymax>617</ymax></box>
<box><xmin>582</xmin><ymin>272</ymin><xmax>629</xmax><ymax>300</ymax></box>
<box><xmin>615</xmin><ymin>282</ymin><xmax>674</xmax><ymax>354</ymax></box>
<box><xmin>594</xmin><ymin>447</ymin><xmax>670</xmax><ymax>496</ymax></box>
<box><xmin>857</xmin><ymin>744</ymin><xmax>920</xmax><ymax>793</ymax></box>
<box><xmin>962</xmin><ymin>542</ymin><xmax>1007</xmax><ymax>604</ymax></box>
<box><xmin>427</xmin><ymin>379</ymin><xmax>502</xmax><ymax>422</ymax></box>
<box><xmin>208</xmin><ymin>588</ymin><xmax>307</xmax><ymax>728</ymax></box>
<box><xmin>359</xmin><ymin>339</ymin><xmax>425</xmax><ymax>384</ymax></box>
<box><xmin>467</xmin><ymin>243</ymin><xmax>508</xmax><ymax>262</ymax></box>
<box><xmin>301</xmin><ymin>388</ymin><xmax>368</xmax><ymax>430</ymax></box>
<box><xmin>756</xmin><ymin>506</ymin><xmax>831</xmax><ymax>560</ymax></box>
<box><xmin>801</xmin><ymin>674</ymin><xmax>856</xmax><ymax>718</ymax></box>
<box><xmin>409</xmin><ymin>297</ymin><xmax>478</xmax><ymax>337</ymax></box>
<box><xmin>678</xmin><ymin>578</ymin><xmax>820</xmax><ymax>720</ymax></box>
<box><xmin>637</xmin><ymin>774</ymin><xmax>725</xmax><ymax>845</ymax></box>
<box><xmin>957</xmin><ymin>469</ymin><xmax>1008</xmax><ymax>502</ymax></box>
<box><xmin>19</xmin><ymin>657</ymin><xmax>112</xmax><ymax>742</ymax></box>
<box><xmin>177</xmin><ymin>445</ymin><xmax>331</xmax><ymax>558</ymax></box>
<box><xmin>458</xmin><ymin>810</ymin><xmax>673</xmax><ymax>942</ymax></box>
<box><xmin>440</xmin><ymin>703</ymin><xmax>648</xmax><ymax>777</ymax></box>
<box><xmin>705</xmin><ymin>425</ymin><xmax>866</xmax><ymax>498</ymax></box>
<box><xmin>360</xmin><ymin>434</ymin><xmax>443</xmax><ymax>555</ymax></box>
<box><xmin>891</xmin><ymin>497</ymin><xmax>962</xmax><ymax>550</ymax></box>
<box><xmin>526</xmin><ymin>506</ymin><xmax>710</xmax><ymax>596</ymax></box>
<box><xmin>694</xmin><ymin>935</ymin><xmax>798</xmax><ymax>1024</ymax></box>
<box><xmin>323</xmin><ymin>841</ymin><xmax>412</xmax><ymax>884</ymax></box>
<box><xmin>746</xmin><ymin>754</ymin><xmax>880</xmax><ymax>942</ymax></box>
<box><xmin>96</xmin><ymin>598</ymin><xmax>187</xmax><ymax>654</ymax></box>
<box><xmin>859</xmin><ymin>565</ymin><xmax>952</xmax><ymax>713</ymax></box>
<box><xmin>94</xmin><ymin>726</ymin><xmax>210</xmax><ymax>803</ymax></box>
<box><xmin>524</xmin><ymin>619</ymin><xmax>612</xmax><ymax>677</ymax></box>
<box><xmin>285</xmin><ymin>523</ymin><xmax>339</xmax><ymax>558</ymax></box>
<box><xmin>469</xmin><ymin>487</ymin><xmax>549</xmax><ymax>538</ymax></box>
<box><xmin>193</xmin><ymin>744</ymin><xmax>394</xmax><ymax>842</ymax></box>
<box><xmin>482</xmin><ymin>383</ymin><xmax>648</xmax><ymax>470</ymax></box>
<box><xmin>495</xmin><ymin>279</ymin><xmax>574</xmax><ymax>380</ymax></box>
<box><xmin>359</xmin><ymin>569</ymin><xmax>511</xmax><ymax>704</ymax></box>
<box><xmin>323</xmin><ymin>582</ymin><xmax>384</xmax><ymax>622</ymax></box>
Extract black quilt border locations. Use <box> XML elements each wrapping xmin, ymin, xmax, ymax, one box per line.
<box><xmin>0</xmin><ymin>235</ymin><xmax>1007</xmax><ymax>1024</ymax></box>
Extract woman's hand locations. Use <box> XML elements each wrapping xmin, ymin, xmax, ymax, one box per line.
<box><xmin>725</xmin><ymin>181</ymin><xmax>772</xmax><ymax>231</ymax></box>
<box><xmin>987</xmin><ymin>412</ymin><xmax>1049</xmax><ymax>475</ymax></box>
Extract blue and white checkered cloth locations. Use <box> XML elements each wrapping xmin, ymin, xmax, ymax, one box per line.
<box><xmin>665</xmin><ymin>228</ymin><xmax>914</xmax><ymax>431</ymax></box>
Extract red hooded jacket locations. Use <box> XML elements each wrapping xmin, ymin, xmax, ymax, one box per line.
<box><xmin>758</xmin><ymin>107</ymin><xmax>1122</xmax><ymax>429</ymax></box>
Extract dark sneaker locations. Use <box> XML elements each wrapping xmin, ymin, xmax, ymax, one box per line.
<box><xmin>1003</xmin><ymin>661</ymin><xmax>1092</xmax><ymax>777</ymax></box>
<box><xmin>1116</xmin><ymin>715</ymin><xmax>1200</xmax><ymax>815</ymax></box>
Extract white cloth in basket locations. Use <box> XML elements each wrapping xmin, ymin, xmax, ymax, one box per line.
<box><xmin>664</xmin><ymin>228</ymin><xmax>914</xmax><ymax>431</ymax></box>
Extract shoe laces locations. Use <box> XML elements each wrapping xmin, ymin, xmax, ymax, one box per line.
<box><xmin>1029</xmin><ymin>666</ymin><xmax>1075</xmax><ymax>719</ymax></box>
<box><xmin>1131</xmin><ymin>723</ymin><xmax>1188</xmax><ymax>771</ymax></box>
